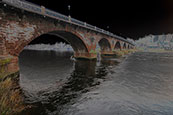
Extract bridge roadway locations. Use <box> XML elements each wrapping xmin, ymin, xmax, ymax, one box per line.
<box><xmin>0</xmin><ymin>0</ymin><xmax>135</xmax><ymax>74</ymax></box>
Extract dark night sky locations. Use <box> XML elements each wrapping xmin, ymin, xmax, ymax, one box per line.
<box><xmin>26</xmin><ymin>0</ymin><xmax>173</xmax><ymax>40</ymax></box>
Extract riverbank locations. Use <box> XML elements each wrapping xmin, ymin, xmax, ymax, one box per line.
<box><xmin>0</xmin><ymin>57</ymin><xmax>30</xmax><ymax>115</ymax></box>
<box><xmin>137</xmin><ymin>48</ymin><xmax>173</xmax><ymax>53</ymax></box>
<box><xmin>0</xmin><ymin>72</ymin><xmax>28</xmax><ymax>115</ymax></box>
<box><xmin>113</xmin><ymin>49</ymin><xmax>136</xmax><ymax>57</ymax></box>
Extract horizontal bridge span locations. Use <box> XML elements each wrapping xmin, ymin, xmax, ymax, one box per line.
<box><xmin>1</xmin><ymin>0</ymin><xmax>134</xmax><ymax>46</ymax></box>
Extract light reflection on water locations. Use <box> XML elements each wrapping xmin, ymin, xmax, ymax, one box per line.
<box><xmin>19</xmin><ymin>51</ymin><xmax>173</xmax><ymax>115</ymax></box>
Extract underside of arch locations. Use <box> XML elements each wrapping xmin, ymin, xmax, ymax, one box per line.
<box><xmin>123</xmin><ymin>43</ymin><xmax>127</xmax><ymax>49</ymax></box>
<box><xmin>16</xmin><ymin>30</ymin><xmax>89</xmax><ymax>56</ymax></box>
<box><xmin>48</xmin><ymin>31</ymin><xmax>89</xmax><ymax>53</ymax></box>
<box><xmin>128</xmin><ymin>45</ymin><xmax>130</xmax><ymax>49</ymax></box>
<box><xmin>114</xmin><ymin>41</ymin><xmax>121</xmax><ymax>50</ymax></box>
<box><xmin>98</xmin><ymin>38</ymin><xmax>111</xmax><ymax>52</ymax></box>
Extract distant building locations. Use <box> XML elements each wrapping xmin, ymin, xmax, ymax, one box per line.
<box><xmin>135</xmin><ymin>34</ymin><xmax>173</xmax><ymax>51</ymax></box>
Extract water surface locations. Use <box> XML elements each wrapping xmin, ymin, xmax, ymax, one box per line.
<box><xmin>19</xmin><ymin>51</ymin><xmax>173</xmax><ymax>115</ymax></box>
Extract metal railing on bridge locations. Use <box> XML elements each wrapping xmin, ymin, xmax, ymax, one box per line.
<box><xmin>1</xmin><ymin>0</ymin><xmax>134</xmax><ymax>45</ymax></box>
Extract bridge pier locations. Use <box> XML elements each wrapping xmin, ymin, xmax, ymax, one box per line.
<box><xmin>0</xmin><ymin>38</ymin><xmax>7</xmax><ymax>56</ymax></box>
<box><xmin>100</xmin><ymin>51</ymin><xmax>117</xmax><ymax>58</ymax></box>
<box><xmin>0</xmin><ymin>37</ymin><xmax>19</xmax><ymax>76</ymax></box>
<box><xmin>74</xmin><ymin>52</ymin><xmax>97</xmax><ymax>60</ymax></box>
<box><xmin>100</xmin><ymin>48</ymin><xmax>133</xmax><ymax>58</ymax></box>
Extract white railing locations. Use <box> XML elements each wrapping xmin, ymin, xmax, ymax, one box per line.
<box><xmin>1</xmin><ymin>0</ymin><xmax>134</xmax><ymax>45</ymax></box>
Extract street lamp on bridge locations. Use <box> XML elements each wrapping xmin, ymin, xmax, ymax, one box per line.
<box><xmin>68</xmin><ymin>5</ymin><xmax>71</xmax><ymax>17</ymax></box>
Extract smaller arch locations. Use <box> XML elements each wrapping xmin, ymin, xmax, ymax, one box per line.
<box><xmin>128</xmin><ymin>44</ymin><xmax>130</xmax><ymax>49</ymax></box>
<box><xmin>98</xmin><ymin>38</ymin><xmax>111</xmax><ymax>52</ymax></box>
<box><xmin>114</xmin><ymin>41</ymin><xmax>121</xmax><ymax>50</ymax></box>
<box><xmin>123</xmin><ymin>43</ymin><xmax>127</xmax><ymax>49</ymax></box>
<box><xmin>131</xmin><ymin>46</ymin><xmax>134</xmax><ymax>49</ymax></box>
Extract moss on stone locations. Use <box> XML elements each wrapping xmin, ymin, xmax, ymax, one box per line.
<box><xmin>122</xmin><ymin>50</ymin><xmax>130</xmax><ymax>55</ymax></box>
<box><xmin>89</xmin><ymin>50</ymin><xmax>97</xmax><ymax>54</ymax></box>
<box><xmin>0</xmin><ymin>58</ymin><xmax>12</xmax><ymax>74</ymax></box>
<box><xmin>0</xmin><ymin>58</ymin><xmax>11</xmax><ymax>66</ymax></box>
<box><xmin>113</xmin><ymin>50</ymin><xmax>124</xmax><ymax>57</ymax></box>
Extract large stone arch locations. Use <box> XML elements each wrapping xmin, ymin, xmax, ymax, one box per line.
<box><xmin>15</xmin><ymin>30</ymin><xmax>89</xmax><ymax>56</ymax></box>
<box><xmin>3</xmin><ymin>28</ymin><xmax>92</xmax><ymax>74</ymax></box>
<box><xmin>114</xmin><ymin>41</ymin><xmax>121</xmax><ymax>50</ymax></box>
<box><xmin>98</xmin><ymin>38</ymin><xmax>111</xmax><ymax>52</ymax></box>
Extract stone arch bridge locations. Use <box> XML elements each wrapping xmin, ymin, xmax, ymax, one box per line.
<box><xmin>0</xmin><ymin>0</ymin><xmax>135</xmax><ymax>74</ymax></box>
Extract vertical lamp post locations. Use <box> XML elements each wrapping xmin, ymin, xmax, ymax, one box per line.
<box><xmin>68</xmin><ymin>5</ymin><xmax>71</xmax><ymax>17</ymax></box>
<box><xmin>107</xmin><ymin>26</ymin><xmax>110</xmax><ymax>35</ymax></box>
<box><xmin>68</xmin><ymin>5</ymin><xmax>71</xmax><ymax>22</ymax></box>
<box><xmin>107</xmin><ymin>26</ymin><xmax>109</xmax><ymax>29</ymax></box>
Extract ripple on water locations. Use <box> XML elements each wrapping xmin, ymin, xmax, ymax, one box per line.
<box><xmin>19</xmin><ymin>51</ymin><xmax>173</xmax><ymax>115</ymax></box>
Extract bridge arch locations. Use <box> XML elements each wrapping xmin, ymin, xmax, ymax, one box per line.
<box><xmin>123</xmin><ymin>43</ymin><xmax>127</xmax><ymax>49</ymax></box>
<box><xmin>128</xmin><ymin>44</ymin><xmax>130</xmax><ymax>49</ymax></box>
<box><xmin>114</xmin><ymin>41</ymin><xmax>121</xmax><ymax>50</ymax></box>
<box><xmin>15</xmin><ymin>30</ymin><xmax>89</xmax><ymax>56</ymax></box>
<box><xmin>98</xmin><ymin>38</ymin><xmax>111</xmax><ymax>52</ymax></box>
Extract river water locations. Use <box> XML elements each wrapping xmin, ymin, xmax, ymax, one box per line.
<box><xmin>19</xmin><ymin>50</ymin><xmax>173</xmax><ymax>115</ymax></box>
